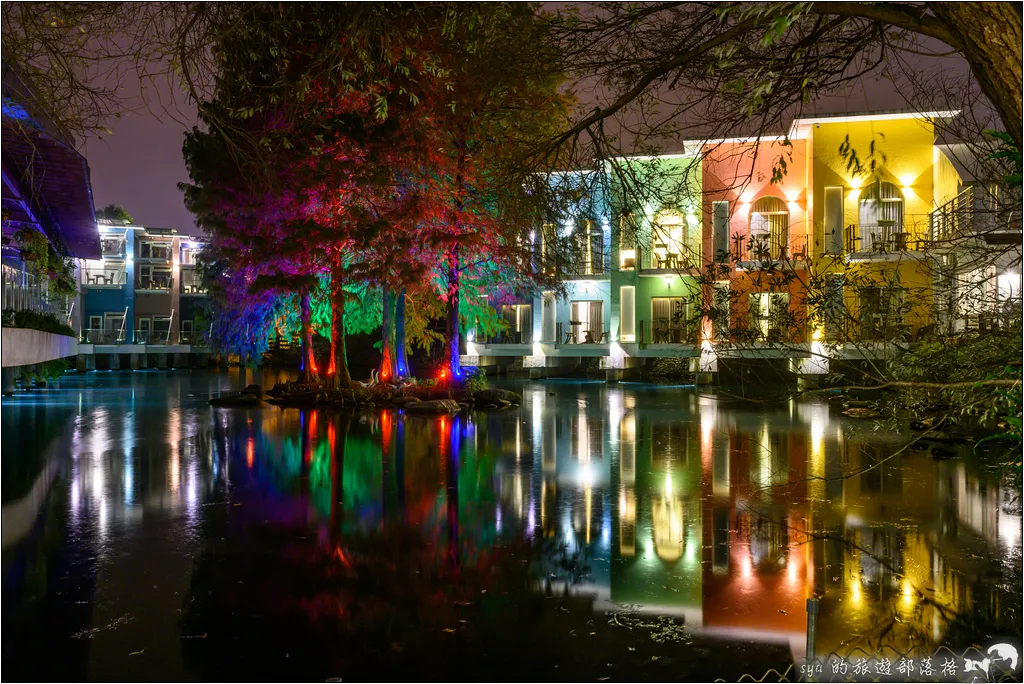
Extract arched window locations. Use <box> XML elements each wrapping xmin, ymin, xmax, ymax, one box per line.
<box><xmin>858</xmin><ymin>181</ymin><xmax>904</xmax><ymax>251</ymax></box>
<box><xmin>748</xmin><ymin>197</ymin><xmax>789</xmax><ymax>259</ymax></box>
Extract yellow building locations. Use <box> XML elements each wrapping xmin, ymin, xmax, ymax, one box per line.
<box><xmin>797</xmin><ymin>111</ymin><xmax>964</xmax><ymax>342</ymax></box>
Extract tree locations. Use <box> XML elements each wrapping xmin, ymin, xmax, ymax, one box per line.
<box><xmin>416</xmin><ymin>4</ymin><xmax>573</xmax><ymax>377</ymax></box>
<box><xmin>95</xmin><ymin>204</ymin><xmax>134</xmax><ymax>223</ymax></box>
<box><xmin>550</xmin><ymin>3</ymin><xmax>1022</xmax><ymax>152</ymax></box>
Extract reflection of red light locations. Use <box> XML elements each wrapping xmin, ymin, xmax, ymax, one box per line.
<box><xmin>246</xmin><ymin>437</ymin><xmax>254</xmax><ymax>469</ymax></box>
<box><xmin>332</xmin><ymin>546</ymin><xmax>352</xmax><ymax>568</ymax></box>
<box><xmin>439</xmin><ymin>368</ymin><xmax>448</xmax><ymax>380</ymax></box>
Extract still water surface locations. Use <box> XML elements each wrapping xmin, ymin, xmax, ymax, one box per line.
<box><xmin>2</xmin><ymin>370</ymin><xmax>1020</xmax><ymax>681</ymax></box>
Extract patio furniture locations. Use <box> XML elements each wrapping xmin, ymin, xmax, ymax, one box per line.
<box><xmin>663</xmin><ymin>252</ymin><xmax>679</xmax><ymax>269</ymax></box>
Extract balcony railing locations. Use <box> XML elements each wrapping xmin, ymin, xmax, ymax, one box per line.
<box><xmin>555</xmin><ymin>321</ymin><xmax>609</xmax><ymax>345</ymax></box>
<box><xmin>180</xmin><ymin>270</ymin><xmax>208</xmax><ymax>294</ymax></box>
<box><xmin>82</xmin><ymin>328</ymin><xmax>126</xmax><ymax>344</ymax></box>
<box><xmin>138</xmin><ymin>274</ymin><xmax>172</xmax><ymax>290</ymax></box>
<box><xmin>100</xmin><ymin>238</ymin><xmax>126</xmax><ymax>258</ymax></box>
<box><xmin>134</xmin><ymin>330</ymin><xmax>173</xmax><ymax>345</ymax></box>
<box><xmin>640</xmin><ymin>244</ymin><xmax>700</xmax><ymax>270</ymax></box>
<box><xmin>83</xmin><ymin>267</ymin><xmax>126</xmax><ymax>287</ymax></box>
<box><xmin>730</xmin><ymin>234</ymin><xmax>809</xmax><ymax>262</ymax></box>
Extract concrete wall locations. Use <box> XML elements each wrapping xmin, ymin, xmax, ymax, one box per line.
<box><xmin>1</xmin><ymin>328</ymin><xmax>78</xmax><ymax>367</ymax></box>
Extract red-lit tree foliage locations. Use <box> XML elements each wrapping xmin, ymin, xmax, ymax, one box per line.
<box><xmin>184</xmin><ymin>4</ymin><xmax>570</xmax><ymax>383</ymax></box>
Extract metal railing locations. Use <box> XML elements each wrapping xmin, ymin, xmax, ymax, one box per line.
<box><xmin>138</xmin><ymin>274</ymin><xmax>172</xmax><ymax>290</ymax></box>
<box><xmin>640</xmin><ymin>243</ymin><xmax>700</xmax><ymax>270</ymax></box>
<box><xmin>730</xmin><ymin>234</ymin><xmax>810</xmax><ymax>262</ymax></box>
<box><xmin>2</xmin><ymin>264</ymin><xmax>73</xmax><ymax>324</ymax></box>
<box><xmin>82</xmin><ymin>328</ymin><xmax>126</xmax><ymax>344</ymax></box>
<box><xmin>180</xmin><ymin>270</ymin><xmax>208</xmax><ymax>294</ymax></box>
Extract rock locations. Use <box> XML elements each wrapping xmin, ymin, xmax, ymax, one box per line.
<box><xmin>404</xmin><ymin>399</ymin><xmax>461</xmax><ymax>414</ymax></box>
<box><xmin>392</xmin><ymin>396</ymin><xmax>421</xmax><ymax>406</ymax></box>
<box><xmin>242</xmin><ymin>384</ymin><xmax>262</xmax><ymax>396</ymax></box>
<box><xmin>930</xmin><ymin>446</ymin><xmax>956</xmax><ymax>460</ymax></box>
<box><xmin>210</xmin><ymin>393</ymin><xmax>261</xmax><ymax>407</ymax></box>
<box><xmin>908</xmin><ymin>441</ymin><xmax>930</xmax><ymax>452</ymax></box>
<box><xmin>843</xmin><ymin>400</ymin><xmax>872</xmax><ymax>409</ymax></box>
<box><xmin>475</xmin><ymin>389</ymin><xmax>522</xmax><ymax>405</ymax></box>
<box><xmin>842</xmin><ymin>407</ymin><xmax>880</xmax><ymax>419</ymax></box>
<box><xmin>909</xmin><ymin>420</ymin><xmax>929</xmax><ymax>432</ymax></box>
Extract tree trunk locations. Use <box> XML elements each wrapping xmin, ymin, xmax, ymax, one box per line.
<box><xmin>445</xmin><ymin>245</ymin><xmax>462</xmax><ymax>379</ymax></box>
<box><xmin>395</xmin><ymin>287</ymin><xmax>408</xmax><ymax>378</ymax></box>
<box><xmin>299</xmin><ymin>290</ymin><xmax>319</xmax><ymax>384</ymax></box>
<box><xmin>931</xmin><ymin>3</ymin><xmax>1022</xmax><ymax>149</ymax></box>
<box><xmin>330</xmin><ymin>265</ymin><xmax>351</xmax><ymax>388</ymax></box>
<box><xmin>379</xmin><ymin>287</ymin><xmax>396</xmax><ymax>382</ymax></box>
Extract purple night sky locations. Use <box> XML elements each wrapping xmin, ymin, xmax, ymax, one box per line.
<box><xmin>80</xmin><ymin>36</ymin><xmax>970</xmax><ymax>234</ymax></box>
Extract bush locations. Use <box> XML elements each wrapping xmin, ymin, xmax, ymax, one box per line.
<box><xmin>3</xmin><ymin>309</ymin><xmax>76</xmax><ymax>337</ymax></box>
<box><xmin>464</xmin><ymin>367</ymin><xmax>488</xmax><ymax>393</ymax></box>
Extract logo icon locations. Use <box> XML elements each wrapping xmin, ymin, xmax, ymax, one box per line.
<box><xmin>987</xmin><ymin>644</ymin><xmax>1019</xmax><ymax>672</ymax></box>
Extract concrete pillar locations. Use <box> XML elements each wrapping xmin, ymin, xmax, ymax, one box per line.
<box><xmin>76</xmin><ymin>354</ymin><xmax>87</xmax><ymax>373</ymax></box>
<box><xmin>157</xmin><ymin>353</ymin><xmax>168</xmax><ymax>369</ymax></box>
<box><xmin>130</xmin><ymin>353</ymin><xmax>141</xmax><ymax>370</ymax></box>
<box><xmin>695</xmin><ymin>371</ymin><xmax>716</xmax><ymax>386</ymax></box>
<box><xmin>173</xmin><ymin>352</ymin><xmax>187</xmax><ymax>368</ymax></box>
<box><xmin>110</xmin><ymin>354</ymin><xmax>121</xmax><ymax>370</ymax></box>
<box><xmin>2</xmin><ymin>367</ymin><xmax>17</xmax><ymax>394</ymax></box>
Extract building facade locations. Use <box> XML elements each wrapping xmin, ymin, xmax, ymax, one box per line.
<box><xmin>79</xmin><ymin>219</ymin><xmax>208</xmax><ymax>346</ymax></box>
<box><xmin>466</xmin><ymin>110</ymin><xmax>1023</xmax><ymax>377</ymax></box>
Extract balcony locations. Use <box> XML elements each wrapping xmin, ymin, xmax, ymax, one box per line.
<box><xmin>555</xmin><ymin>321</ymin><xmax>609</xmax><ymax>345</ymax></box>
<box><xmin>640</xmin><ymin>244</ymin><xmax>700</xmax><ymax>271</ymax></box>
<box><xmin>83</xmin><ymin>266</ymin><xmax>126</xmax><ymax>287</ymax></box>
<box><xmin>929</xmin><ymin>185</ymin><xmax>1020</xmax><ymax>246</ymax></box>
<box><xmin>100</xmin><ymin>237</ymin><xmax>126</xmax><ymax>258</ymax></box>
<box><xmin>180</xmin><ymin>269</ymin><xmax>208</xmax><ymax>295</ymax></box>
<box><xmin>137</xmin><ymin>241</ymin><xmax>172</xmax><ymax>261</ymax></box>
<box><xmin>731</xmin><ymin>234</ymin><xmax>809</xmax><ymax>264</ymax></box>
<box><xmin>138</xmin><ymin>273</ymin><xmax>172</xmax><ymax>291</ymax></box>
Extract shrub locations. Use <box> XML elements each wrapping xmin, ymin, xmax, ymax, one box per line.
<box><xmin>3</xmin><ymin>309</ymin><xmax>76</xmax><ymax>337</ymax></box>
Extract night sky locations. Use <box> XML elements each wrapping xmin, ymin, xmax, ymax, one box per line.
<box><xmin>81</xmin><ymin>34</ymin><xmax>969</xmax><ymax>234</ymax></box>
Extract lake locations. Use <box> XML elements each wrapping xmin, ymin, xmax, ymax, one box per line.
<box><xmin>2</xmin><ymin>370</ymin><xmax>1021</xmax><ymax>681</ymax></box>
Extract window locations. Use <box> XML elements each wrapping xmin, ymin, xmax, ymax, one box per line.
<box><xmin>858</xmin><ymin>286</ymin><xmax>905</xmax><ymax>341</ymax></box>
<box><xmin>180</xmin><ymin>245</ymin><xmax>201</xmax><ymax>266</ymax></box>
<box><xmin>100</xmin><ymin>236</ymin><xmax>125</xmax><ymax>258</ymax></box>
<box><xmin>152</xmin><ymin>315</ymin><xmax>172</xmax><ymax>343</ymax></box>
<box><xmin>139</xmin><ymin>265</ymin><xmax>172</xmax><ymax>289</ymax></box>
<box><xmin>822</xmin><ymin>275</ymin><xmax>846</xmax><ymax>341</ymax></box>
<box><xmin>712</xmin><ymin>201</ymin><xmax>730</xmax><ymax>262</ymax></box>
<box><xmin>711</xmin><ymin>282</ymin><xmax>730</xmax><ymax>341</ymax></box>
<box><xmin>824</xmin><ymin>186</ymin><xmax>844</xmax><ymax>254</ymax></box>
<box><xmin>499</xmin><ymin>304</ymin><xmax>532</xmax><ymax>343</ymax></box>
<box><xmin>181</xmin><ymin>320</ymin><xmax>194</xmax><ymax>343</ymax></box>
<box><xmin>749</xmin><ymin>197</ymin><xmax>789</xmax><ymax>259</ymax></box>
<box><xmin>574</xmin><ymin>219</ymin><xmax>603</xmax><ymax>275</ymax></box>
<box><xmin>89</xmin><ymin>315</ymin><xmax>102</xmax><ymax>330</ymax></box>
<box><xmin>540</xmin><ymin>223</ymin><xmax>557</xmax><ymax>275</ymax></box>
<box><xmin>750</xmin><ymin>292</ymin><xmax>790</xmax><ymax>341</ymax></box>
<box><xmin>858</xmin><ymin>181</ymin><xmax>904</xmax><ymax>251</ymax></box>
<box><xmin>651</xmin><ymin>296</ymin><xmax>687</xmax><ymax>343</ymax></box>
<box><xmin>137</xmin><ymin>317</ymin><xmax>152</xmax><ymax>343</ymax></box>
<box><xmin>619</xmin><ymin>286</ymin><xmax>636</xmax><ymax>341</ymax></box>
<box><xmin>652</xmin><ymin>211</ymin><xmax>686</xmax><ymax>269</ymax></box>
<box><xmin>619</xmin><ymin>214</ymin><xmax>638</xmax><ymax>269</ymax></box>
<box><xmin>569</xmin><ymin>300</ymin><xmax>604</xmax><ymax>343</ymax></box>
<box><xmin>139</xmin><ymin>240</ymin><xmax>171</xmax><ymax>260</ymax></box>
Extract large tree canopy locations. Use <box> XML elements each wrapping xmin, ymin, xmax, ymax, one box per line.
<box><xmin>551</xmin><ymin>2</ymin><xmax>1022</xmax><ymax>152</ymax></box>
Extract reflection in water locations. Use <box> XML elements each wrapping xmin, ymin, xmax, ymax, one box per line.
<box><xmin>2</xmin><ymin>372</ymin><xmax>1021</xmax><ymax>680</ymax></box>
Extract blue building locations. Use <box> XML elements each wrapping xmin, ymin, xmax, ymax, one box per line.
<box><xmin>79</xmin><ymin>219</ymin><xmax>208</xmax><ymax>346</ymax></box>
